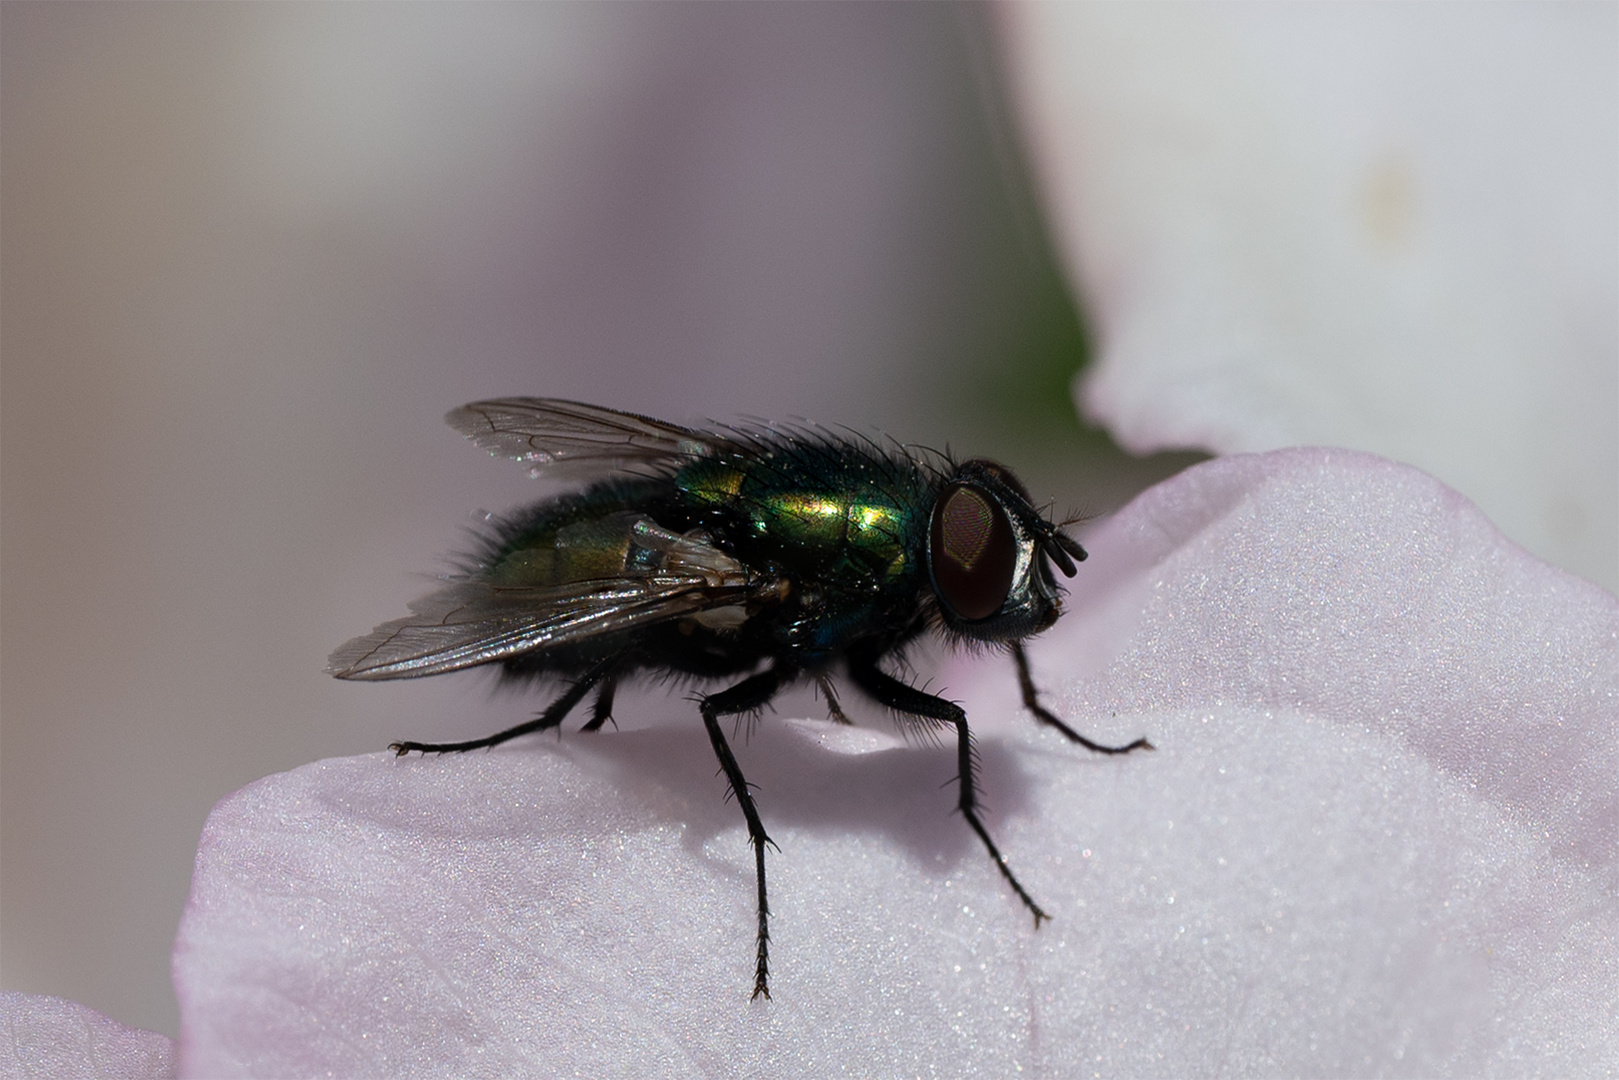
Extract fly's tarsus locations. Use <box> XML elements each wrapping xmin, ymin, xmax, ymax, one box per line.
<box><xmin>1011</xmin><ymin>642</ymin><xmax>1154</xmax><ymax>754</ymax></box>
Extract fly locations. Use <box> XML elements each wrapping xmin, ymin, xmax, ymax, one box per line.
<box><xmin>328</xmin><ymin>398</ymin><xmax>1151</xmax><ymax>999</ymax></box>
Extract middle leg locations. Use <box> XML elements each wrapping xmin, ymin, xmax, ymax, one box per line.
<box><xmin>699</xmin><ymin>665</ymin><xmax>791</xmax><ymax>1000</ymax></box>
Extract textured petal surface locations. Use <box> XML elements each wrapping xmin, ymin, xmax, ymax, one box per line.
<box><xmin>173</xmin><ymin>450</ymin><xmax>1619</xmax><ymax>1077</ymax></box>
<box><xmin>1000</xmin><ymin>3</ymin><xmax>1618</xmax><ymax>593</ymax></box>
<box><xmin>1</xmin><ymin>993</ymin><xmax>175</xmax><ymax>1080</ymax></box>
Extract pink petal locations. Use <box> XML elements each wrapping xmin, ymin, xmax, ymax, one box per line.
<box><xmin>1</xmin><ymin>992</ymin><xmax>174</xmax><ymax>1080</ymax></box>
<box><xmin>175</xmin><ymin>450</ymin><xmax>1619</xmax><ymax>1076</ymax></box>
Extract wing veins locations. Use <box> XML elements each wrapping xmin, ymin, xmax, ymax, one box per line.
<box><xmin>329</xmin><ymin>573</ymin><xmax>775</xmax><ymax>680</ymax></box>
<box><xmin>446</xmin><ymin>398</ymin><xmax>733</xmax><ymax>479</ymax></box>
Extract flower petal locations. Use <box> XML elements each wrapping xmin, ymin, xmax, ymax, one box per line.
<box><xmin>175</xmin><ymin>449</ymin><xmax>1619</xmax><ymax>1076</ymax></box>
<box><xmin>1000</xmin><ymin>4</ymin><xmax>1618</xmax><ymax>592</ymax></box>
<box><xmin>1</xmin><ymin>992</ymin><xmax>175</xmax><ymax>1080</ymax></box>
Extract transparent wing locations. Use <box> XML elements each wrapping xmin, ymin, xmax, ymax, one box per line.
<box><xmin>327</xmin><ymin>571</ymin><xmax>780</xmax><ymax>681</ymax></box>
<box><xmin>446</xmin><ymin>398</ymin><xmax>735</xmax><ymax>478</ymax></box>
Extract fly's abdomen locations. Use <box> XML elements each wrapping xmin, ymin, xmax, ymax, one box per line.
<box><xmin>490</xmin><ymin>511</ymin><xmax>641</xmax><ymax>585</ymax></box>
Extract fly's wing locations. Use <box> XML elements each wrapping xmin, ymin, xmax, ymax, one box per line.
<box><xmin>446</xmin><ymin>398</ymin><xmax>737</xmax><ymax>479</ymax></box>
<box><xmin>327</xmin><ymin>571</ymin><xmax>781</xmax><ymax>680</ymax></box>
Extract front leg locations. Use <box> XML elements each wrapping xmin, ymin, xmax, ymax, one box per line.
<box><xmin>847</xmin><ymin>653</ymin><xmax>1049</xmax><ymax>927</ymax></box>
<box><xmin>699</xmin><ymin>665</ymin><xmax>791</xmax><ymax>1000</ymax></box>
<box><xmin>1011</xmin><ymin>642</ymin><xmax>1152</xmax><ymax>754</ymax></box>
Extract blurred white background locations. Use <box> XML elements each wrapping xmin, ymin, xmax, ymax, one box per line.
<box><xmin>1</xmin><ymin>4</ymin><xmax>1191</xmax><ymax>1037</ymax></box>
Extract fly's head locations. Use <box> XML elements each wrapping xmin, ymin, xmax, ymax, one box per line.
<box><xmin>925</xmin><ymin>459</ymin><xmax>1087</xmax><ymax>644</ymax></box>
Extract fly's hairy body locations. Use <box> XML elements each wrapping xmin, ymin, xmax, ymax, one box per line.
<box><xmin>330</xmin><ymin>399</ymin><xmax>1150</xmax><ymax>999</ymax></box>
<box><xmin>480</xmin><ymin>442</ymin><xmax>936</xmax><ymax>683</ymax></box>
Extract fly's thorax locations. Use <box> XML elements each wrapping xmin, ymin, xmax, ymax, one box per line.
<box><xmin>676</xmin><ymin>455</ymin><xmax>917</xmax><ymax>583</ymax></box>
<box><xmin>680</xmin><ymin>459</ymin><xmax>747</xmax><ymax>507</ymax></box>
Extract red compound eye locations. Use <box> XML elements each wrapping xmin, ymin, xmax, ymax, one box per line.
<box><xmin>930</xmin><ymin>484</ymin><xmax>1016</xmax><ymax>621</ymax></box>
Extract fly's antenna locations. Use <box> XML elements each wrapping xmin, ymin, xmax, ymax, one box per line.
<box><xmin>1039</xmin><ymin>529</ymin><xmax>1087</xmax><ymax>578</ymax></box>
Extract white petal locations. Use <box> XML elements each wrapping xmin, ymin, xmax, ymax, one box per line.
<box><xmin>1001</xmin><ymin>4</ymin><xmax>1618</xmax><ymax>592</ymax></box>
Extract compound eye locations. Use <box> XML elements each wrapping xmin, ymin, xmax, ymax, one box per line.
<box><xmin>930</xmin><ymin>484</ymin><xmax>1016</xmax><ymax>621</ymax></box>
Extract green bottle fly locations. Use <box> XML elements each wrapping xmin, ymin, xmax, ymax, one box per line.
<box><xmin>329</xmin><ymin>399</ymin><xmax>1150</xmax><ymax>999</ymax></box>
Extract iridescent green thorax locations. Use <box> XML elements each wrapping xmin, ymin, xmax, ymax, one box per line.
<box><xmin>677</xmin><ymin>447</ymin><xmax>933</xmax><ymax>586</ymax></box>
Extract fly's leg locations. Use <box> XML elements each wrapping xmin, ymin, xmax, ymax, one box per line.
<box><xmin>579</xmin><ymin>671</ymin><xmax>619</xmax><ymax>732</ymax></box>
<box><xmin>847</xmin><ymin>654</ymin><xmax>1049</xmax><ymax>927</ymax></box>
<box><xmin>1011</xmin><ymin>642</ymin><xmax>1152</xmax><ymax>754</ymax></box>
<box><xmin>700</xmin><ymin>666</ymin><xmax>789</xmax><ymax>1000</ymax></box>
<box><xmin>816</xmin><ymin>674</ymin><xmax>853</xmax><ymax>726</ymax></box>
<box><xmin>390</xmin><ymin>656</ymin><xmax>618</xmax><ymax>755</ymax></box>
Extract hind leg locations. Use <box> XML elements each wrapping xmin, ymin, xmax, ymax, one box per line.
<box><xmin>578</xmin><ymin>671</ymin><xmax>619</xmax><ymax>732</ymax></box>
<box><xmin>390</xmin><ymin>655</ymin><xmax>618</xmax><ymax>755</ymax></box>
